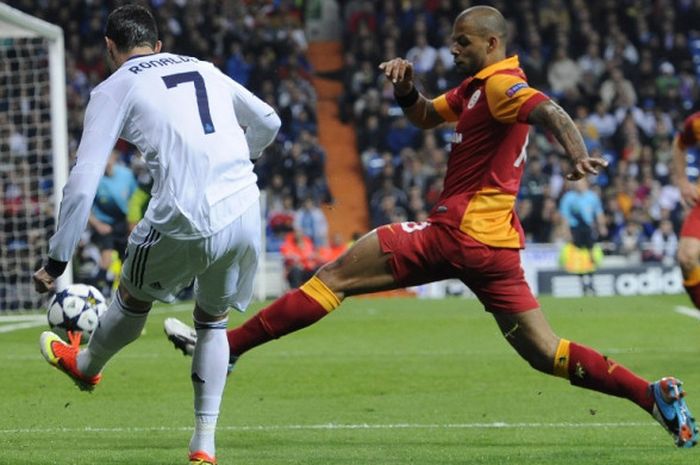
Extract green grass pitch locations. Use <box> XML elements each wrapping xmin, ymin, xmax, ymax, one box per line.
<box><xmin>1</xmin><ymin>294</ymin><xmax>698</xmax><ymax>464</ymax></box>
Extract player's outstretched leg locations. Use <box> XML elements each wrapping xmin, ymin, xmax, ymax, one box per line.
<box><xmin>556</xmin><ymin>339</ymin><xmax>698</xmax><ymax>447</ymax></box>
<box><xmin>39</xmin><ymin>330</ymin><xmax>101</xmax><ymax>391</ymax></box>
<box><xmin>164</xmin><ymin>276</ymin><xmax>341</xmax><ymax>365</ymax></box>
<box><xmin>494</xmin><ymin>309</ymin><xmax>698</xmax><ymax>448</ymax></box>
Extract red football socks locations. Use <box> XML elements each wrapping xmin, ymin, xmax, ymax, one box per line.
<box><xmin>684</xmin><ymin>282</ymin><xmax>700</xmax><ymax>309</ymax></box>
<box><xmin>682</xmin><ymin>265</ymin><xmax>700</xmax><ymax>309</ymax></box>
<box><xmin>567</xmin><ymin>342</ymin><xmax>653</xmax><ymax>412</ymax></box>
<box><xmin>227</xmin><ymin>288</ymin><xmax>331</xmax><ymax>357</ymax></box>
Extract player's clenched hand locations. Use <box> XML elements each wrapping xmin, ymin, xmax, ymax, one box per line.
<box><xmin>33</xmin><ymin>267</ymin><xmax>56</xmax><ymax>294</ymax></box>
<box><xmin>378</xmin><ymin>58</ymin><xmax>414</xmax><ymax>93</ymax></box>
<box><xmin>679</xmin><ymin>180</ymin><xmax>700</xmax><ymax>208</ymax></box>
<box><xmin>566</xmin><ymin>156</ymin><xmax>608</xmax><ymax>181</ymax></box>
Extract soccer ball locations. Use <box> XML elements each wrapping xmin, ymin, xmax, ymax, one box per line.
<box><xmin>47</xmin><ymin>284</ymin><xmax>108</xmax><ymax>343</ymax></box>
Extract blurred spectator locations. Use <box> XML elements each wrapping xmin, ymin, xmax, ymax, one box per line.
<box><xmin>386</xmin><ymin>116</ymin><xmax>420</xmax><ymax>155</ymax></box>
<box><xmin>559</xmin><ymin>178</ymin><xmax>607</xmax><ymax>294</ymax></box>
<box><xmin>615</xmin><ymin>220</ymin><xmax>645</xmax><ymax>261</ymax></box>
<box><xmin>294</xmin><ymin>196</ymin><xmax>329</xmax><ymax>247</ymax></box>
<box><xmin>126</xmin><ymin>155</ymin><xmax>152</xmax><ymax>232</ymax></box>
<box><xmin>280</xmin><ymin>228</ymin><xmax>318</xmax><ymax>288</ymax></box>
<box><xmin>405</xmin><ymin>33</ymin><xmax>437</xmax><ymax>75</ymax></box>
<box><xmin>318</xmin><ymin>232</ymin><xmax>348</xmax><ymax>264</ymax></box>
<box><xmin>225</xmin><ymin>41</ymin><xmax>252</xmax><ymax>86</ymax></box>
<box><xmin>577</xmin><ymin>43</ymin><xmax>606</xmax><ymax>82</ymax></box>
<box><xmin>647</xmin><ymin>219</ymin><xmax>678</xmax><ymax>264</ymax></box>
<box><xmin>547</xmin><ymin>47</ymin><xmax>581</xmax><ymax>97</ymax></box>
<box><xmin>88</xmin><ymin>150</ymin><xmax>136</xmax><ymax>296</ymax></box>
<box><xmin>600</xmin><ymin>68</ymin><xmax>637</xmax><ymax>109</ymax></box>
<box><xmin>587</xmin><ymin>101</ymin><xmax>617</xmax><ymax>141</ymax></box>
<box><xmin>267</xmin><ymin>194</ymin><xmax>296</xmax><ymax>252</ymax></box>
<box><xmin>559</xmin><ymin>178</ymin><xmax>608</xmax><ymax>245</ymax></box>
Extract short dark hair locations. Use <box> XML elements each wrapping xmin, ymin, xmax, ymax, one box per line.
<box><xmin>105</xmin><ymin>4</ymin><xmax>158</xmax><ymax>53</ymax></box>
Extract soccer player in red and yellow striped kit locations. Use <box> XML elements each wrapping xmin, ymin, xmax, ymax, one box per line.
<box><xmin>167</xmin><ymin>6</ymin><xmax>697</xmax><ymax>448</ymax></box>
<box><xmin>673</xmin><ymin>112</ymin><xmax>700</xmax><ymax>311</ymax></box>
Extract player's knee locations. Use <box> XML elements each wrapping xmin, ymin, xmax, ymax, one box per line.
<box><xmin>315</xmin><ymin>263</ymin><xmax>343</xmax><ymax>294</ymax></box>
<box><xmin>193</xmin><ymin>304</ymin><xmax>228</xmax><ymax>322</ymax></box>
<box><xmin>117</xmin><ymin>285</ymin><xmax>152</xmax><ymax>313</ymax></box>
<box><xmin>677</xmin><ymin>245</ymin><xmax>699</xmax><ymax>272</ymax></box>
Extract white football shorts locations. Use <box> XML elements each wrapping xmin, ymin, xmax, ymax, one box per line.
<box><xmin>120</xmin><ymin>202</ymin><xmax>261</xmax><ymax>316</ymax></box>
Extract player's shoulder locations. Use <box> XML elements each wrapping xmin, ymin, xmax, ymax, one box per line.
<box><xmin>484</xmin><ymin>70</ymin><xmax>532</xmax><ymax>95</ymax></box>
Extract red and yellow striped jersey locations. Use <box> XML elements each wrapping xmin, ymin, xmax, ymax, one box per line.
<box><xmin>429</xmin><ymin>55</ymin><xmax>548</xmax><ymax>248</ymax></box>
<box><xmin>678</xmin><ymin>111</ymin><xmax>700</xmax><ymax>149</ymax></box>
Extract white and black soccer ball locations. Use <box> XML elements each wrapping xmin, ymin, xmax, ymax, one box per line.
<box><xmin>46</xmin><ymin>284</ymin><xmax>108</xmax><ymax>344</ymax></box>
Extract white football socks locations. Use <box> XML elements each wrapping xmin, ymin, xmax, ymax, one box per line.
<box><xmin>77</xmin><ymin>292</ymin><xmax>149</xmax><ymax>377</ymax></box>
<box><xmin>189</xmin><ymin>317</ymin><xmax>229</xmax><ymax>457</ymax></box>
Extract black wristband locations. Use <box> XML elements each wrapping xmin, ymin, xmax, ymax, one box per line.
<box><xmin>395</xmin><ymin>86</ymin><xmax>419</xmax><ymax>108</ymax></box>
<box><xmin>44</xmin><ymin>257</ymin><xmax>68</xmax><ymax>278</ymax></box>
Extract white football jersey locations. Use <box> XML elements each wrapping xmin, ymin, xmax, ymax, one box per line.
<box><xmin>49</xmin><ymin>52</ymin><xmax>280</xmax><ymax>262</ymax></box>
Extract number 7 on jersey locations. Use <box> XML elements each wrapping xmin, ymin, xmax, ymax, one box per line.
<box><xmin>162</xmin><ymin>71</ymin><xmax>216</xmax><ymax>134</ymax></box>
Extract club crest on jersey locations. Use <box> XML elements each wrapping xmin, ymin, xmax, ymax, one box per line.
<box><xmin>467</xmin><ymin>89</ymin><xmax>481</xmax><ymax>109</ymax></box>
<box><xmin>506</xmin><ymin>82</ymin><xmax>528</xmax><ymax>97</ymax></box>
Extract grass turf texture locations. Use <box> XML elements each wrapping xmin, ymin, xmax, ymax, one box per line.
<box><xmin>1</xmin><ymin>294</ymin><xmax>698</xmax><ymax>464</ymax></box>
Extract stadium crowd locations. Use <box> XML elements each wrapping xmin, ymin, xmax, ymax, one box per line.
<box><xmin>3</xmin><ymin>0</ymin><xmax>335</xmax><ymax>301</ymax></box>
<box><xmin>4</xmin><ymin>0</ymin><xmax>700</xmax><ymax>307</ymax></box>
<box><xmin>341</xmin><ymin>0</ymin><xmax>700</xmax><ymax>264</ymax></box>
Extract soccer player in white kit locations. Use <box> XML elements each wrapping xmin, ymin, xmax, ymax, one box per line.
<box><xmin>32</xmin><ymin>5</ymin><xmax>280</xmax><ymax>464</ymax></box>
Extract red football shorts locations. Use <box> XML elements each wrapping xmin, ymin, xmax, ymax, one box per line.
<box><xmin>376</xmin><ymin>221</ymin><xmax>539</xmax><ymax>313</ymax></box>
<box><xmin>680</xmin><ymin>204</ymin><xmax>700</xmax><ymax>240</ymax></box>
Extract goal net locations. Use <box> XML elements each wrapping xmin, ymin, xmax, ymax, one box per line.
<box><xmin>0</xmin><ymin>4</ymin><xmax>70</xmax><ymax>311</ymax></box>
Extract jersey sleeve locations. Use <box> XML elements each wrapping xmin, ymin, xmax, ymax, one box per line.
<box><xmin>48</xmin><ymin>90</ymin><xmax>126</xmax><ymax>264</ymax></box>
<box><xmin>226</xmin><ymin>75</ymin><xmax>281</xmax><ymax>159</ymax></box>
<box><xmin>485</xmin><ymin>74</ymin><xmax>549</xmax><ymax>124</ymax></box>
<box><xmin>678</xmin><ymin>113</ymin><xmax>700</xmax><ymax>149</ymax></box>
<box><xmin>432</xmin><ymin>84</ymin><xmax>464</xmax><ymax>122</ymax></box>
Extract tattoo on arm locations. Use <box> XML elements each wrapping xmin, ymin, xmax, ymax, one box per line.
<box><xmin>528</xmin><ymin>100</ymin><xmax>588</xmax><ymax>162</ymax></box>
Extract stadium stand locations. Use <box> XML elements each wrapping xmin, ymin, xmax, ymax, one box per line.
<box><xmin>2</xmin><ymin>0</ymin><xmax>333</xmax><ymax>308</ymax></box>
<box><xmin>339</xmin><ymin>0</ymin><xmax>700</xmax><ymax>260</ymax></box>
<box><xmin>5</xmin><ymin>0</ymin><xmax>700</xmax><ymax>308</ymax></box>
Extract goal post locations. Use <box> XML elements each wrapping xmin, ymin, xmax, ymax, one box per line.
<box><xmin>0</xmin><ymin>4</ymin><xmax>71</xmax><ymax>310</ymax></box>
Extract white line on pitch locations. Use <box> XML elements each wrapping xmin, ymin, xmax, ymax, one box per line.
<box><xmin>674</xmin><ymin>306</ymin><xmax>700</xmax><ymax>321</ymax></box>
<box><xmin>0</xmin><ymin>421</ymin><xmax>656</xmax><ymax>435</ymax></box>
<box><xmin>0</xmin><ymin>314</ymin><xmax>44</xmax><ymax>322</ymax></box>
<box><xmin>0</xmin><ymin>320</ymin><xmax>47</xmax><ymax>333</ymax></box>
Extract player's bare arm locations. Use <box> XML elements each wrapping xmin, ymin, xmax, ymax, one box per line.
<box><xmin>527</xmin><ymin>99</ymin><xmax>607</xmax><ymax>181</ymax></box>
<box><xmin>378</xmin><ymin>58</ymin><xmax>445</xmax><ymax>129</ymax></box>
<box><xmin>672</xmin><ymin>134</ymin><xmax>699</xmax><ymax>207</ymax></box>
